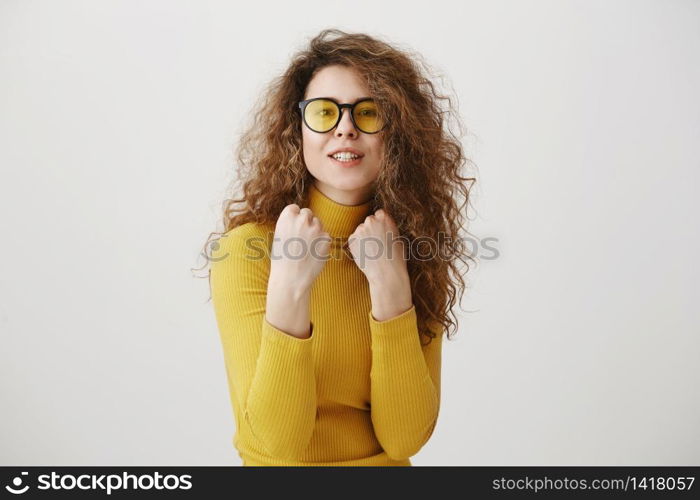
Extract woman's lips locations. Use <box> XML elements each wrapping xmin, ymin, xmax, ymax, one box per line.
<box><xmin>328</xmin><ymin>155</ymin><xmax>363</xmax><ymax>167</ymax></box>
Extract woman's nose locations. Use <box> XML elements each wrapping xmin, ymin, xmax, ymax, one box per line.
<box><xmin>334</xmin><ymin>108</ymin><xmax>357</xmax><ymax>138</ymax></box>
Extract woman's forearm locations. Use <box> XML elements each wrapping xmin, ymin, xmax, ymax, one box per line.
<box><xmin>368</xmin><ymin>272</ymin><xmax>413</xmax><ymax>322</ymax></box>
<box><xmin>265</xmin><ymin>272</ymin><xmax>312</xmax><ymax>339</ymax></box>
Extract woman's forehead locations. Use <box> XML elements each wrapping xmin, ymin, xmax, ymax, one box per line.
<box><xmin>305</xmin><ymin>65</ymin><xmax>369</xmax><ymax>100</ymax></box>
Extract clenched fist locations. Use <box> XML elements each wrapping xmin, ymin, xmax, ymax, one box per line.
<box><xmin>346</xmin><ymin>209</ymin><xmax>410</xmax><ymax>287</ymax></box>
<box><xmin>269</xmin><ymin>203</ymin><xmax>331</xmax><ymax>294</ymax></box>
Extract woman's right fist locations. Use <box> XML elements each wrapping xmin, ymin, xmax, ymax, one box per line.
<box><xmin>269</xmin><ymin>203</ymin><xmax>331</xmax><ymax>294</ymax></box>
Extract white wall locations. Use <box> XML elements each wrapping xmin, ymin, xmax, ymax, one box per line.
<box><xmin>1</xmin><ymin>0</ymin><xmax>698</xmax><ymax>465</ymax></box>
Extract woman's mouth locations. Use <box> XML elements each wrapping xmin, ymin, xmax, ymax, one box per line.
<box><xmin>328</xmin><ymin>153</ymin><xmax>363</xmax><ymax>167</ymax></box>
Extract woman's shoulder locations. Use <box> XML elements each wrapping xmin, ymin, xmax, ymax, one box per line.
<box><xmin>222</xmin><ymin>221</ymin><xmax>275</xmax><ymax>241</ymax></box>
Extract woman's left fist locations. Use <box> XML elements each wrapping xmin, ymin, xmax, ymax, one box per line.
<box><xmin>346</xmin><ymin>209</ymin><xmax>409</xmax><ymax>286</ymax></box>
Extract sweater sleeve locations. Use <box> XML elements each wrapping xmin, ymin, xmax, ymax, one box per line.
<box><xmin>367</xmin><ymin>304</ymin><xmax>443</xmax><ymax>461</ymax></box>
<box><xmin>209</xmin><ymin>224</ymin><xmax>317</xmax><ymax>460</ymax></box>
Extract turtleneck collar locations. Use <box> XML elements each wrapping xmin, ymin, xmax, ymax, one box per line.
<box><xmin>306</xmin><ymin>182</ymin><xmax>374</xmax><ymax>238</ymax></box>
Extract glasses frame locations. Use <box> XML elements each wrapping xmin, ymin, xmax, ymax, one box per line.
<box><xmin>297</xmin><ymin>97</ymin><xmax>386</xmax><ymax>134</ymax></box>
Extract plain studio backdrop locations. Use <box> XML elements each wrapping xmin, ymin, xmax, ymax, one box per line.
<box><xmin>1</xmin><ymin>0</ymin><xmax>698</xmax><ymax>466</ymax></box>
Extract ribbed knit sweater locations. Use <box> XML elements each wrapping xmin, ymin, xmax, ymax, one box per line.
<box><xmin>210</xmin><ymin>182</ymin><xmax>443</xmax><ymax>466</ymax></box>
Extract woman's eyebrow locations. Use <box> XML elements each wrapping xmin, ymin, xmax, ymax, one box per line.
<box><xmin>317</xmin><ymin>96</ymin><xmax>372</xmax><ymax>103</ymax></box>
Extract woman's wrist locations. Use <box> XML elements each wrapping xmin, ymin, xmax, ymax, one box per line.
<box><xmin>265</xmin><ymin>287</ymin><xmax>311</xmax><ymax>339</ymax></box>
<box><xmin>368</xmin><ymin>271</ymin><xmax>413</xmax><ymax>321</ymax></box>
<box><xmin>268</xmin><ymin>270</ymin><xmax>312</xmax><ymax>301</ymax></box>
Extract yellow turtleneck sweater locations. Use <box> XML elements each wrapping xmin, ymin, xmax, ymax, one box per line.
<box><xmin>210</xmin><ymin>183</ymin><xmax>443</xmax><ymax>466</ymax></box>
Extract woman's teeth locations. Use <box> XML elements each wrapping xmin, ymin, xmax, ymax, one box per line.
<box><xmin>331</xmin><ymin>152</ymin><xmax>360</xmax><ymax>161</ymax></box>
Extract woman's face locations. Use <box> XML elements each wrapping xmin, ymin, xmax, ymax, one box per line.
<box><xmin>301</xmin><ymin>64</ymin><xmax>384</xmax><ymax>205</ymax></box>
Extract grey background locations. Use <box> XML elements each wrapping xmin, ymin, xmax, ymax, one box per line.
<box><xmin>1</xmin><ymin>0</ymin><xmax>698</xmax><ymax>465</ymax></box>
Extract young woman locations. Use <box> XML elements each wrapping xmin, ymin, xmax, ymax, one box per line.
<box><xmin>204</xmin><ymin>29</ymin><xmax>475</xmax><ymax>466</ymax></box>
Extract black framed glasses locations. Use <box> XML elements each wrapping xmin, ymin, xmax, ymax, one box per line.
<box><xmin>298</xmin><ymin>97</ymin><xmax>386</xmax><ymax>134</ymax></box>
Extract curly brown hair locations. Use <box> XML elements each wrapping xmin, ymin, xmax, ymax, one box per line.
<box><xmin>196</xmin><ymin>28</ymin><xmax>478</xmax><ymax>345</ymax></box>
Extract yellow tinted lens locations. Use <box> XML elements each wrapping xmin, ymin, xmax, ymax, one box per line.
<box><xmin>353</xmin><ymin>100</ymin><xmax>382</xmax><ymax>133</ymax></box>
<box><xmin>304</xmin><ymin>99</ymin><xmax>339</xmax><ymax>131</ymax></box>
